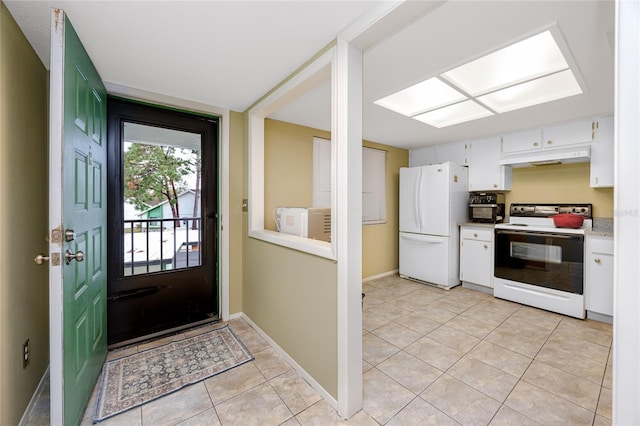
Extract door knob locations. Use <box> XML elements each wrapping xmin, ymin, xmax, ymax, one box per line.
<box><xmin>65</xmin><ymin>249</ymin><xmax>85</xmax><ymax>265</ymax></box>
<box><xmin>34</xmin><ymin>254</ymin><xmax>50</xmax><ymax>265</ymax></box>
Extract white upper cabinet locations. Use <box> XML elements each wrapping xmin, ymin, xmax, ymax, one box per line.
<box><xmin>468</xmin><ymin>137</ymin><xmax>512</xmax><ymax>191</ymax></box>
<box><xmin>410</xmin><ymin>145</ymin><xmax>436</xmax><ymax>167</ymax></box>
<box><xmin>409</xmin><ymin>141</ymin><xmax>468</xmax><ymax>167</ymax></box>
<box><xmin>542</xmin><ymin>119</ymin><xmax>594</xmax><ymax>149</ymax></box>
<box><xmin>435</xmin><ymin>140</ymin><xmax>468</xmax><ymax>165</ymax></box>
<box><xmin>502</xmin><ymin>119</ymin><xmax>594</xmax><ymax>156</ymax></box>
<box><xmin>590</xmin><ymin>115</ymin><xmax>614</xmax><ymax>188</ymax></box>
<box><xmin>502</xmin><ymin>128</ymin><xmax>542</xmax><ymax>153</ymax></box>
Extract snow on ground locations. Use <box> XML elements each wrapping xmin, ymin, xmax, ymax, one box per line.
<box><xmin>123</xmin><ymin>228</ymin><xmax>200</xmax><ymax>264</ymax></box>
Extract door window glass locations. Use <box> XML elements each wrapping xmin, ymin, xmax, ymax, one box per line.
<box><xmin>122</xmin><ymin>122</ymin><xmax>202</xmax><ymax>276</ymax></box>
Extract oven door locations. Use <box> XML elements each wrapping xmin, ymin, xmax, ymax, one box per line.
<box><xmin>494</xmin><ymin>230</ymin><xmax>584</xmax><ymax>294</ymax></box>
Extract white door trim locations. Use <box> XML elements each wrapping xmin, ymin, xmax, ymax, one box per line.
<box><xmin>48</xmin><ymin>9</ymin><xmax>65</xmax><ymax>425</ymax></box>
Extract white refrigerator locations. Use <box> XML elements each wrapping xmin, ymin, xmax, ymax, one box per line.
<box><xmin>399</xmin><ymin>162</ymin><xmax>469</xmax><ymax>289</ymax></box>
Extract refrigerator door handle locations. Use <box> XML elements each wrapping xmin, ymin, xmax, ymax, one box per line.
<box><xmin>415</xmin><ymin>169</ymin><xmax>422</xmax><ymax>232</ymax></box>
<box><xmin>401</xmin><ymin>233</ymin><xmax>444</xmax><ymax>244</ymax></box>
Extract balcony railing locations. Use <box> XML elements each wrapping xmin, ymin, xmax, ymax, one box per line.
<box><xmin>123</xmin><ymin>217</ymin><xmax>201</xmax><ymax>276</ymax></box>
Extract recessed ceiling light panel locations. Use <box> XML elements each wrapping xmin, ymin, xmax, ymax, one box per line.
<box><xmin>373</xmin><ymin>28</ymin><xmax>583</xmax><ymax>128</ymax></box>
<box><xmin>374</xmin><ymin>77</ymin><xmax>466</xmax><ymax>116</ymax></box>
<box><xmin>413</xmin><ymin>100</ymin><xmax>493</xmax><ymax>128</ymax></box>
<box><xmin>442</xmin><ymin>31</ymin><xmax>569</xmax><ymax>96</ymax></box>
<box><xmin>477</xmin><ymin>69</ymin><xmax>582</xmax><ymax>113</ymax></box>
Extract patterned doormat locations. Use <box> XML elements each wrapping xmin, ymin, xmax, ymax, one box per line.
<box><xmin>94</xmin><ymin>325</ymin><xmax>253</xmax><ymax>423</ymax></box>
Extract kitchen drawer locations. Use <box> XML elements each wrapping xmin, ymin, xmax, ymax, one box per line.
<box><xmin>589</xmin><ymin>236</ymin><xmax>614</xmax><ymax>254</ymax></box>
<box><xmin>461</xmin><ymin>227</ymin><xmax>493</xmax><ymax>241</ymax></box>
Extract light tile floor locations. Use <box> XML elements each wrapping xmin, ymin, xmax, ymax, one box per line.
<box><xmin>25</xmin><ymin>274</ymin><xmax>612</xmax><ymax>425</ymax></box>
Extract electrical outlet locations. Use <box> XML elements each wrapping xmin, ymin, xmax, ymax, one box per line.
<box><xmin>23</xmin><ymin>339</ymin><xmax>30</xmax><ymax>368</ymax></box>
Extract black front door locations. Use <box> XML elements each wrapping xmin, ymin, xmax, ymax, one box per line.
<box><xmin>106</xmin><ymin>98</ymin><xmax>219</xmax><ymax>345</ymax></box>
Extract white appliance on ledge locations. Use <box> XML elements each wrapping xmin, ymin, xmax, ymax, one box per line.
<box><xmin>494</xmin><ymin>203</ymin><xmax>592</xmax><ymax>319</ymax></box>
<box><xmin>275</xmin><ymin>207</ymin><xmax>331</xmax><ymax>242</ymax></box>
<box><xmin>399</xmin><ymin>162</ymin><xmax>469</xmax><ymax>289</ymax></box>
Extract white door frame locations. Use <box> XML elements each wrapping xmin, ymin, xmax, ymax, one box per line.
<box><xmin>48</xmin><ymin>9</ymin><xmax>65</xmax><ymax>424</ymax></box>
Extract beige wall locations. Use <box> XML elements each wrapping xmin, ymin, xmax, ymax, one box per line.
<box><xmin>505</xmin><ymin>163</ymin><xmax>614</xmax><ymax>218</ymax></box>
<box><xmin>263</xmin><ymin>119</ymin><xmax>328</xmax><ymax>230</ymax></box>
<box><xmin>243</xmin><ymin>116</ymin><xmax>338</xmax><ymax>398</ymax></box>
<box><xmin>263</xmin><ymin>118</ymin><xmax>408</xmax><ymax>278</ymax></box>
<box><xmin>0</xmin><ymin>4</ymin><xmax>50</xmax><ymax>424</ymax></box>
<box><xmin>243</xmin><ymin>239</ymin><xmax>338</xmax><ymax>396</ymax></box>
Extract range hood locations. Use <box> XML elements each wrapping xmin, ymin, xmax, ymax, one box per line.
<box><xmin>500</xmin><ymin>146</ymin><xmax>591</xmax><ymax>168</ymax></box>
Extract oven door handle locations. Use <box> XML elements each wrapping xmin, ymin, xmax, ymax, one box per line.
<box><xmin>496</xmin><ymin>230</ymin><xmax>579</xmax><ymax>239</ymax></box>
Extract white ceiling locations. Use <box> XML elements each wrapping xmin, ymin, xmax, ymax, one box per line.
<box><xmin>4</xmin><ymin>0</ymin><xmax>614</xmax><ymax>150</ymax></box>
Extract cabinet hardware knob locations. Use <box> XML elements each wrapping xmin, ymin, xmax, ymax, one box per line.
<box><xmin>534</xmin><ymin>142</ymin><xmax>539</xmax><ymax>147</ymax></box>
<box><xmin>547</xmin><ymin>140</ymin><xmax>553</xmax><ymax>145</ymax></box>
<box><xmin>484</xmin><ymin>244</ymin><xmax>488</xmax><ymax>249</ymax></box>
<box><xmin>594</xmin><ymin>258</ymin><xmax>601</xmax><ymax>263</ymax></box>
<box><xmin>493</xmin><ymin>184</ymin><xmax>498</xmax><ymax>188</ymax></box>
<box><xmin>474</xmin><ymin>233</ymin><xmax>478</xmax><ymax>237</ymax></box>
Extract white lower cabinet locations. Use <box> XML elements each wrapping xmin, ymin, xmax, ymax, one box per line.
<box><xmin>586</xmin><ymin>235</ymin><xmax>614</xmax><ymax>318</ymax></box>
<box><xmin>460</xmin><ymin>226</ymin><xmax>494</xmax><ymax>289</ymax></box>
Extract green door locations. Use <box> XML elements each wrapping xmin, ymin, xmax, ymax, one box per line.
<box><xmin>49</xmin><ymin>9</ymin><xmax>107</xmax><ymax>425</ymax></box>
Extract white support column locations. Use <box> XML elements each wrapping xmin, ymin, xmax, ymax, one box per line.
<box><xmin>613</xmin><ymin>0</ymin><xmax>640</xmax><ymax>424</ymax></box>
<box><xmin>334</xmin><ymin>37</ymin><xmax>363</xmax><ymax>418</ymax></box>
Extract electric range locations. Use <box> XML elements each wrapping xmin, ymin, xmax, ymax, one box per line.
<box><xmin>493</xmin><ymin>203</ymin><xmax>593</xmax><ymax>319</ymax></box>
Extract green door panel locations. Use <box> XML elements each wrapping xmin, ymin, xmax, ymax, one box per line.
<box><xmin>62</xmin><ymin>14</ymin><xmax>107</xmax><ymax>426</ymax></box>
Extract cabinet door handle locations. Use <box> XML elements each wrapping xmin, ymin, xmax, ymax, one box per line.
<box><xmin>474</xmin><ymin>233</ymin><xmax>478</xmax><ymax>238</ymax></box>
<box><xmin>547</xmin><ymin>140</ymin><xmax>553</xmax><ymax>145</ymax></box>
<box><xmin>533</xmin><ymin>142</ymin><xmax>539</xmax><ymax>147</ymax></box>
<box><xmin>484</xmin><ymin>244</ymin><xmax>489</xmax><ymax>249</ymax></box>
<box><xmin>493</xmin><ymin>184</ymin><xmax>498</xmax><ymax>188</ymax></box>
<box><xmin>594</xmin><ymin>258</ymin><xmax>601</xmax><ymax>263</ymax></box>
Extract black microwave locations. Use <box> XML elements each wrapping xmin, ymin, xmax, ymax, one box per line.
<box><xmin>468</xmin><ymin>192</ymin><xmax>505</xmax><ymax>223</ymax></box>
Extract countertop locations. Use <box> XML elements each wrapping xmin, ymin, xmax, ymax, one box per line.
<box><xmin>588</xmin><ymin>218</ymin><xmax>614</xmax><ymax>238</ymax></box>
<box><xmin>458</xmin><ymin>222</ymin><xmax>497</xmax><ymax>229</ymax></box>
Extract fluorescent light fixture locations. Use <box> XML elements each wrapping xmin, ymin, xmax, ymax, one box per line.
<box><xmin>413</xmin><ymin>100</ymin><xmax>493</xmax><ymax>128</ymax></box>
<box><xmin>373</xmin><ymin>29</ymin><xmax>583</xmax><ymax>128</ymax></box>
<box><xmin>374</xmin><ymin>77</ymin><xmax>466</xmax><ymax>116</ymax></box>
<box><xmin>477</xmin><ymin>69</ymin><xmax>582</xmax><ymax>113</ymax></box>
<box><xmin>442</xmin><ymin>31</ymin><xmax>569</xmax><ymax>96</ymax></box>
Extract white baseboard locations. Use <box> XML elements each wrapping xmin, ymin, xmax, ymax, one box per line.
<box><xmin>229</xmin><ymin>312</ymin><xmax>244</xmax><ymax>320</ymax></box>
<box><xmin>362</xmin><ymin>269</ymin><xmax>398</xmax><ymax>282</ymax></box>
<box><xmin>19</xmin><ymin>365</ymin><xmax>50</xmax><ymax>426</ymax></box>
<box><xmin>235</xmin><ymin>313</ymin><xmax>338</xmax><ymax>411</ymax></box>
